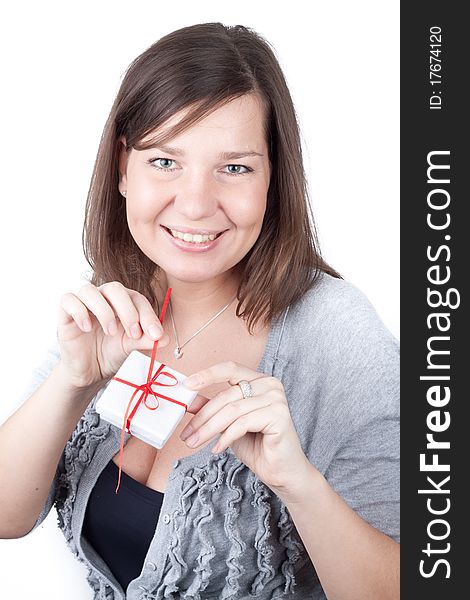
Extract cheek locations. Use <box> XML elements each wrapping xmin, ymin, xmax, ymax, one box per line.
<box><xmin>126</xmin><ymin>183</ymin><xmax>165</xmax><ymax>224</ymax></box>
<box><xmin>224</xmin><ymin>181</ymin><xmax>268</xmax><ymax>227</ymax></box>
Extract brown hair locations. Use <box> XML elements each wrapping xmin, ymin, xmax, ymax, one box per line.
<box><xmin>83</xmin><ymin>22</ymin><xmax>341</xmax><ymax>332</ymax></box>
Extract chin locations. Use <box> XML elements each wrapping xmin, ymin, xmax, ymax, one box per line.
<box><xmin>159</xmin><ymin>260</ymin><xmax>229</xmax><ymax>283</ymax></box>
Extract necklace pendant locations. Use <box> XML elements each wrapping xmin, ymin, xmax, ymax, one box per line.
<box><xmin>174</xmin><ymin>346</ymin><xmax>183</xmax><ymax>359</ymax></box>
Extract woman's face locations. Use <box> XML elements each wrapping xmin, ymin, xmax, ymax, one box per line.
<box><xmin>118</xmin><ymin>94</ymin><xmax>271</xmax><ymax>284</ymax></box>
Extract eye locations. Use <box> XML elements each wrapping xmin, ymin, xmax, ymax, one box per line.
<box><xmin>147</xmin><ymin>157</ymin><xmax>177</xmax><ymax>171</ymax></box>
<box><xmin>224</xmin><ymin>164</ymin><xmax>253</xmax><ymax>176</ymax></box>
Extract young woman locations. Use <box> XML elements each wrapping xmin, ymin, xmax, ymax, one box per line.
<box><xmin>0</xmin><ymin>23</ymin><xmax>399</xmax><ymax>599</ymax></box>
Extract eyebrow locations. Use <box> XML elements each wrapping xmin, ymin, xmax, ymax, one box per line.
<box><xmin>148</xmin><ymin>144</ymin><xmax>264</xmax><ymax>160</ymax></box>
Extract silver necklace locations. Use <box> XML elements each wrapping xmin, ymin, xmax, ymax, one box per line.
<box><xmin>168</xmin><ymin>296</ymin><xmax>236</xmax><ymax>359</ymax></box>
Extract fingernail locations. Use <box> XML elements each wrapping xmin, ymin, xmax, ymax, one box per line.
<box><xmin>185</xmin><ymin>432</ymin><xmax>200</xmax><ymax>447</ymax></box>
<box><xmin>184</xmin><ymin>374</ymin><xmax>202</xmax><ymax>388</ymax></box>
<box><xmin>179</xmin><ymin>423</ymin><xmax>193</xmax><ymax>441</ymax></box>
<box><xmin>148</xmin><ymin>323</ymin><xmax>162</xmax><ymax>340</ymax></box>
<box><xmin>130</xmin><ymin>323</ymin><xmax>141</xmax><ymax>339</ymax></box>
<box><xmin>108</xmin><ymin>319</ymin><xmax>118</xmax><ymax>336</ymax></box>
<box><xmin>82</xmin><ymin>318</ymin><xmax>92</xmax><ymax>332</ymax></box>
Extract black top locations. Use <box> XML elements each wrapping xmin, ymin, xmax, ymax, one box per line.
<box><xmin>82</xmin><ymin>458</ymin><xmax>164</xmax><ymax>592</ymax></box>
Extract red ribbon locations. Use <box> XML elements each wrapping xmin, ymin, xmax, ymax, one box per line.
<box><xmin>112</xmin><ymin>287</ymin><xmax>188</xmax><ymax>493</ymax></box>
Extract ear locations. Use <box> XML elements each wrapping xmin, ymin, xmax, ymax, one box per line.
<box><xmin>118</xmin><ymin>135</ymin><xmax>130</xmax><ymax>194</ymax></box>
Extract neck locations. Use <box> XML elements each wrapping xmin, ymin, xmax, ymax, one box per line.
<box><xmin>154</xmin><ymin>268</ymin><xmax>240</xmax><ymax>321</ymax></box>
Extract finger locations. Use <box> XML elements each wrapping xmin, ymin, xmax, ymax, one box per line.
<box><xmin>182</xmin><ymin>376</ymin><xmax>277</xmax><ymax>436</ymax></box>
<box><xmin>59</xmin><ymin>293</ymin><xmax>93</xmax><ymax>332</ymax></box>
<box><xmin>76</xmin><ymin>283</ymin><xmax>119</xmax><ymax>336</ymax></box>
<box><xmin>186</xmin><ymin>393</ymin><xmax>211</xmax><ymax>415</ymax></box>
<box><xmin>98</xmin><ymin>281</ymin><xmax>142</xmax><ymax>339</ymax></box>
<box><xmin>130</xmin><ymin>329</ymin><xmax>171</xmax><ymax>351</ymax></box>
<box><xmin>212</xmin><ymin>405</ymin><xmax>284</xmax><ymax>453</ymax></box>
<box><xmin>182</xmin><ymin>394</ymin><xmax>275</xmax><ymax>449</ymax></box>
<box><xmin>127</xmin><ymin>289</ymin><xmax>166</xmax><ymax>341</ymax></box>
<box><xmin>184</xmin><ymin>360</ymin><xmax>267</xmax><ymax>390</ymax></box>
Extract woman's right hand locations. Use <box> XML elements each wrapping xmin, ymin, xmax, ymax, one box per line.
<box><xmin>57</xmin><ymin>282</ymin><xmax>170</xmax><ymax>391</ymax></box>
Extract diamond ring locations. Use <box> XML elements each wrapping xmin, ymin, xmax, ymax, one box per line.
<box><xmin>236</xmin><ymin>380</ymin><xmax>253</xmax><ymax>399</ymax></box>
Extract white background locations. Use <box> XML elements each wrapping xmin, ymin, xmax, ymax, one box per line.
<box><xmin>0</xmin><ymin>1</ymin><xmax>399</xmax><ymax>598</ymax></box>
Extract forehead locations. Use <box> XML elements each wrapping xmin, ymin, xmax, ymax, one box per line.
<box><xmin>140</xmin><ymin>94</ymin><xmax>266</xmax><ymax>149</ymax></box>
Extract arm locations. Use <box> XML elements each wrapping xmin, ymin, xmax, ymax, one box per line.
<box><xmin>274</xmin><ymin>460</ymin><xmax>399</xmax><ymax>600</ymax></box>
<box><xmin>0</xmin><ymin>363</ymin><xmax>102</xmax><ymax>539</ymax></box>
<box><xmin>182</xmin><ymin>363</ymin><xmax>400</xmax><ymax>600</ymax></box>
<box><xmin>0</xmin><ymin>280</ymin><xmax>168</xmax><ymax>539</ymax></box>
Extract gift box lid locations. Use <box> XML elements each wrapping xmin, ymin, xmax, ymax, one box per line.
<box><xmin>95</xmin><ymin>350</ymin><xmax>198</xmax><ymax>449</ymax></box>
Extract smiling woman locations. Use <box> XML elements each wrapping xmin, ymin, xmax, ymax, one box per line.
<box><xmin>0</xmin><ymin>21</ymin><xmax>399</xmax><ymax>600</ymax></box>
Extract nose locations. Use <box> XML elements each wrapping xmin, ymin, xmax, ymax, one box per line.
<box><xmin>173</xmin><ymin>171</ymin><xmax>218</xmax><ymax>221</ymax></box>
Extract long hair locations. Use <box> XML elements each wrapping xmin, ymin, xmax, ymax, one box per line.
<box><xmin>83</xmin><ymin>22</ymin><xmax>341</xmax><ymax>332</ymax></box>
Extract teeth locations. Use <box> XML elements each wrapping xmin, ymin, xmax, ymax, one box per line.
<box><xmin>169</xmin><ymin>228</ymin><xmax>218</xmax><ymax>243</ymax></box>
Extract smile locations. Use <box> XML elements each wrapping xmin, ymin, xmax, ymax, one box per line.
<box><xmin>160</xmin><ymin>225</ymin><xmax>227</xmax><ymax>252</ymax></box>
<box><xmin>167</xmin><ymin>228</ymin><xmax>222</xmax><ymax>243</ymax></box>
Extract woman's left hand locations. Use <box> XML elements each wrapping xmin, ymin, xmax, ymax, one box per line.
<box><xmin>180</xmin><ymin>361</ymin><xmax>313</xmax><ymax>495</ymax></box>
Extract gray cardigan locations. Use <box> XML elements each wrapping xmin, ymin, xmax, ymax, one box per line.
<box><xmin>21</xmin><ymin>273</ymin><xmax>399</xmax><ymax>599</ymax></box>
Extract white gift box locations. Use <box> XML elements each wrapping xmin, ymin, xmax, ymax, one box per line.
<box><xmin>95</xmin><ymin>350</ymin><xmax>197</xmax><ymax>448</ymax></box>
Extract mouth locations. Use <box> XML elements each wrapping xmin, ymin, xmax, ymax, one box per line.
<box><xmin>160</xmin><ymin>225</ymin><xmax>228</xmax><ymax>252</ymax></box>
<box><xmin>161</xmin><ymin>225</ymin><xmax>227</xmax><ymax>244</ymax></box>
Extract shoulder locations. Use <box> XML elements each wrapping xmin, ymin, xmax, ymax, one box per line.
<box><xmin>279</xmin><ymin>271</ymin><xmax>398</xmax><ymax>368</ymax></box>
<box><xmin>288</xmin><ymin>271</ymin><xmax>395</xmax><ymax>339</ymax></box>
<box><xmin>14</xmin><ymin>336</ymin><xmax>61</xmax><ymax>413</ymax></box>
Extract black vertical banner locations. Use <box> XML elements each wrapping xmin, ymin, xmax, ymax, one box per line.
<box><xmin>401</xmin><ymin>2</ymin><xmax>467</xmax><ymax>598</ymax></box>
